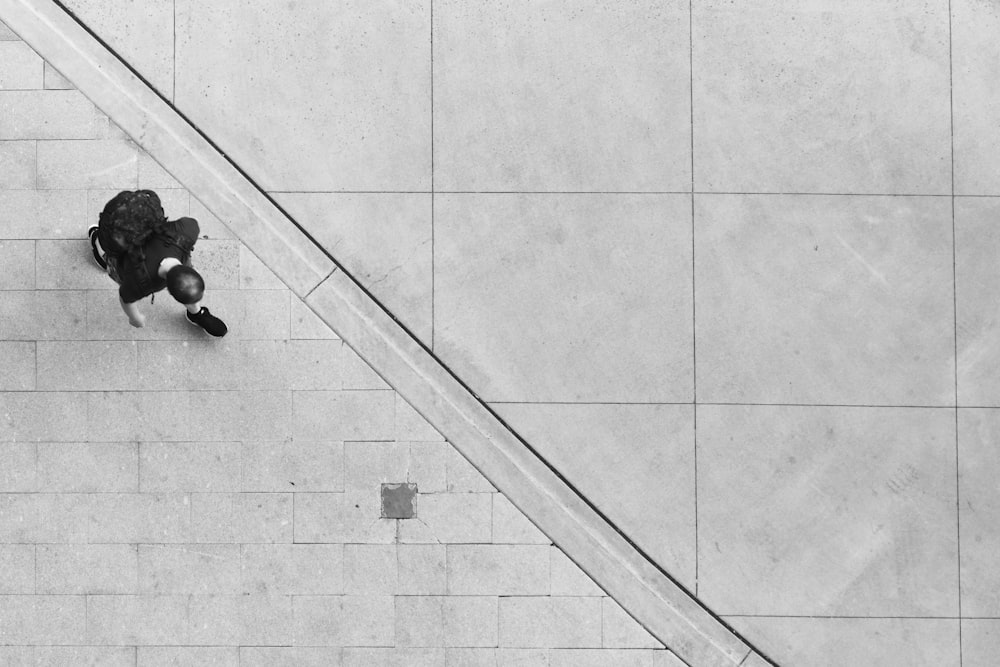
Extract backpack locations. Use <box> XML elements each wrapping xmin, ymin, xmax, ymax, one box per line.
<box><xmin>98</xmin><ymin>190</ymin><xmax>195</xmax><ymax>298</ymax></box>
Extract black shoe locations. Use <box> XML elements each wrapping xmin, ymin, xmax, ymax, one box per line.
<box><xmin>88</xmin><ymin>225</ymin><xmax>108</xmax><ymax>270</ymax></box>
<box><xmin>186</xmin><ymin>307</ymin><xmax>228</xmax><ymax>337</ymax></box>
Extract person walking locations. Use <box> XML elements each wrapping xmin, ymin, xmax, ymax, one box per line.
<box><xmin>88</xmin><ymin>189</ymin><xmax>228</xmax><ymax>337</ymax></box>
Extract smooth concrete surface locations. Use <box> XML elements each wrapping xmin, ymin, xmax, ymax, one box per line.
<box><xmin>433</xmin><ymin>0</ymin><xmax>691</xmax><ymax>192</ymax></box>
<box><xmin>692</xmin><ymin>0</ymin><xmax>952</xmax><ymax>195</ymax></box>
<box><xmin>952</xmin><ymin>0</ymin><xmax>1000</xmax><ymax>195</ymax></box>
<box><xmin>435</xmin><ymin>193</ymin><xmax>693</xmax><ymax>403</ymax></box>
<box><xmin>0</xmin><ymin>37</ymin><xmax>677</xmax><ymax>663</ymax></box>
<box><xmin>695</xmin><ymin>194</ymin><xmax>955</xmax><ymax>406</ymax></box>
<box><xmin>956</xmin><ymin>197</ymin><xmax>1000</xmax><ymax>405</ymax></box>
<box><xmin>6</xmin><ymin>0</ymin><xmax>1000</xmax><ymax>663</ymax></box>
<box><xmin>698</xmin><ymin>405</ymin><xmax>958</xmax><ymax>617</ymax></box>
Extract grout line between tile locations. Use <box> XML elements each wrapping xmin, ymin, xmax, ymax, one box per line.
<box><xmin>430</xmin><ymin>0</ymin><xmax>435</xmax><ymax>351</ymax></box>
<box><xmin>171</xmin><ymin>0</ymin><xmax>176</xmax><ymax>103</ymax></box>
<box><xmin>947</xmin><ymin>2</ymin><xmax>964</xmax><ymax>662</ymax></box>
<box><xmin>689</xmin><ymin>0</ymin><xmax>698</xmax><ymax>598</ymax></box>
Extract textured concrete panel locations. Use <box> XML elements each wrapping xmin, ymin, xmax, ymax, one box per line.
<box><xmin>0</xmin><ymin>241</ymin><xmax>34</xmax><ymax>290</ymax></box>
<box><xmin>435</xmin><ymin>0</ymin><xmax>690</xmax><ymax>192</ymax></box>
<box><xmin>0</xmin><ymin>41</ymin><xmax>42</xmax><ymax>88</ymax></box>
<box><xmin>0</xmin><ymin>90</ymin><xmax>106</xmax><ymax>138</ymax></box>
<box><xmin>189</xmin><ymin>492</ymin><xmax>292</xmax><ymax>543</ymax></box>
<box><xmin>34</xmin><ymin>239</ymin><xmax>113</xmax><ymax>290</ymax></box>
<box><xmin>187</xmin><ymin>595</ymin><xmax>292</xmax><ymax>645</ymax></box>
<box><xmin>499</xmin><ymin>597</ymin><xmax>602</xmax><ymax>648</ymax></box>
<box><xmin>0</xmin><ymin>340</ymin><xmax>34</xmax><ymax>390</ymax></box>
<box><xmin>36</xmin><ymin>139</ymin><xmax>137</xmax><ymax>189</ymax></box>
<box><xmin>36</xmin><ymin>340</ymin><xmax>138</xmax><ymax>391</ymax></box>
<box><xmin>241</xmin><ymin>544</ymin><xmax>343</xmax><ymax>595</ymax></box>
<box><xmin>36</xmin><ymin>544</ymin><xmax>137</xmax><ymax>594</ymax></box>
<box><xmin>436</xmin><ymin>194</ymin><xmax>693</xmax><ymax>402</ymax></box>
<box><xmin>0</xmin><ymin>595</ymin><xmax>86</xmax><ymax>644</ymax></box>
<box><xmin>397</xmin><ymin>544</ymin><xmax>447</xmax><ymax>596</ymax></box>
<box><xmin>293</xmin><ymin>595</ymin><xmax>395</xmax><ymax>647</ymax></box>
<box><xmin>696</xmin><ymin>194</ymin><xmax>954</xmax><ymax>405</ymax></box>
<box><xmin>699</xmin><ymin>405</ymin><xmax>958</xmax><ymax>616</ymax></box>
<box><xmin>139</xmin><ymin>544</ymin><xmax>241</xmax><ymax>595</ymax></box>
<box><xmin>693</xmin><ymin>0</ymin><xmax>950</xmax><ymax>194</ymax></box>
<box><xmin>86</xmin><ymin>595</ymin><xmax>189</xmax><ymax>645</ymax></box>
<box><xmin>241</xmin><ymin>440</ymin><xmax>343</xmax><ymax>492</ymax></box>
<box><xmin>0</xmin><ymin>140</ymin><xmax>35</xmax><ymax>188</ymax></box>
<box><xmin>0</xmin><ymin>544</ymin><xmax>34</xmax><ymax>593</ymax></box>
<box><xmin>0</xmin><ymin>391</ymin><xmax>88</xmax><ymax>441</ymax></box>
<box><xmin>139</xmin><ymin>442</ymin><xmax>242</xmax><ymax>492</ymax></box>
<box><xmin>36</xmin><ymin>442</ymin><xmax>138</xmax><ymax>492</ymax></box>
<box><xmin>293</xmin><ymin>390</ymin><xmax>395</xmax><ymax>441</ymax></box>
<box><xmin>0</xmin><ymin>190</ymin><xmax>87</xmax><ymax>239</ymax></box>
<box><xmin>447</xmin><ymin>544</ymin><xmax>549</xmax><ymax>595</ymax></box>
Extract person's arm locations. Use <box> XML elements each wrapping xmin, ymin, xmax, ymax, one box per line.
<box><xmin>119</xmin><ymin>295</ymin><xmax>146</xmax><ymax>328</ymax></box>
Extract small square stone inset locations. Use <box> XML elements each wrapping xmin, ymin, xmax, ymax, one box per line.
<box><xmin>381</xmin><ymin>483</ymin><xmax>417</xmax><ymax>519</ymax></box>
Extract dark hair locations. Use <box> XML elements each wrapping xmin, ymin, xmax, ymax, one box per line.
<box><xmin>166</xmin><ymin>265</ymin><xmax>205</xmax><ymax>304</ymax></box>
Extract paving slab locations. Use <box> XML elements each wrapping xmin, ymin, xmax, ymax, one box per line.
<box><xmin>434</xmin><ymin>0</ymin><xmax>690</xmax><ymax>192</ymax></box>
<box><xmin>956</xmin><ymin>197</ymin><xmax>1000</xmax><ymax>405</ymax></box>
<box><xmin>692</xmin><ymin>0</ymin><xmax>951</xmax><ymax>194</ymax></box>
<box><xmin>0</xmin><ymin>140</ymin><xmax>36</xmax><ymax>188</ymax></box>
<box><xmin>0</xmin><ymin>89</ymin><xmax>107</xmax><ymax>138</ymax></box>
<box><xmin>435</xmin><ymin>193</ymin><xmax>693</xmax><ymax>402</ymax></box>
<box><xmin>698</xmin><ymin>405</ymin><xmax>958</xmax><ymax>617</ymax></box>
<box><xmin>962</xmin><ymin>619</ymin><xmax>1000</xmax><ymax>666</ymax></box>
<box><xmin>0</xmin><ymin>40</ymin><xmax>41</xmax><ymax>88</ymax></box>
<box><xmin>696</xmin><ymin>194</ymin><xmax>955</xmax><ymax>406</ymax></box>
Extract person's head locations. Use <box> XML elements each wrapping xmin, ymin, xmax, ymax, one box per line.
<box><xmin>166</xmin><ymin>265</ymin><xmax>205</xmax><ymax>304</ymax></box>
<box><xmin>106</xmin><ymin>190</ymin><xmax>166</xmax><ymax>255</ymax></box>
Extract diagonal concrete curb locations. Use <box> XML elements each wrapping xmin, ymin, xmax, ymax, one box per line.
<box><xmin>0</xmin><ymin>1</ymin><xmax>774</xmax><ymax>664</ymax></box>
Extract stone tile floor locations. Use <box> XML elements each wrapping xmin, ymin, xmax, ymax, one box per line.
<box><xmin>0</xmin><ymin>28</ymin><xmax>678</xmax><ymax>666</ymax></box>
<box><xmin>6</xmin><ymin>1</ymin><xmax>1000</xmax><ymax>664</ymax></box>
